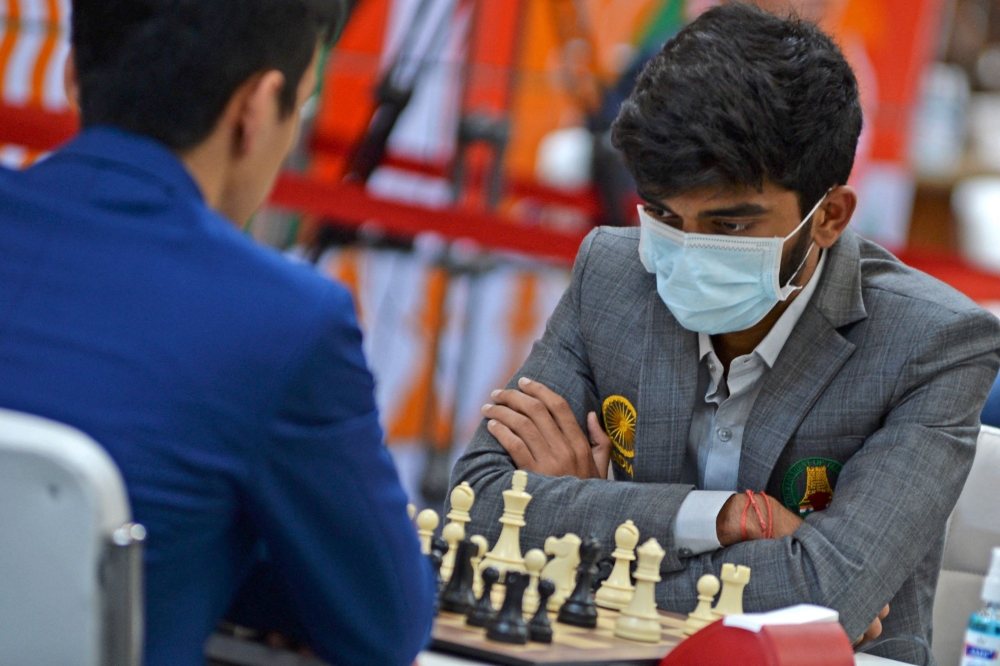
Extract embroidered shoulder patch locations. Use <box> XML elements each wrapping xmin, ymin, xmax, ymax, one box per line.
<box><xmin>603</xmin><ymin>395</ymin><xmax>636</xmax><ymax>478</ymax></box>
<box><xmin>781</xmin><ymin>458</ymin><xmax>843</xmax><ymax>516</ymax></box>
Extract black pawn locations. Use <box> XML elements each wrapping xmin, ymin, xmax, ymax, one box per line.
<box><xmin>557</xmin><ymin>535</ymin><xmax>601</xmax><ymax>628</ymax></box>
<box><xmin>427</xmin><ymin>550</ymin><xmax>443</xmax><ymax>616</ymax></box>
<box><xmin>429</xmin><ymin>536</ymin><xmax>447</xmax><ymax>593</ymax></box>
<box><xmin>528</xmin><ymin>579</ymin><xmax>555</xmax><ymax>643</ymax></box>
<box><xmin>466</xmin><ymin>566</ymin><xmax>500</xmax><ymax>627</ymax></box>
<box><xmin>439</xmin><ymin>539</ymin><xmax>477</xmax><ymax>614</ymax></box>
<box><xmin>486</xmin><ymin>570</ymin><xmax>530</xmax><ymax>644</ymax></box>
<box><xmin>431</xmin><ymin>535</ymin><xmax>448</xmax><ymax>559</ymax></box>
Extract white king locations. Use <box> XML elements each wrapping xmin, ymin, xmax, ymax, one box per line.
<box><xmin>480</xmin><ymin>470</ymin><xmax>531</xmax><ymax>577</ymax></box>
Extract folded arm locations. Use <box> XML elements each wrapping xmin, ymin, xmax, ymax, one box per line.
<box><xmin>653</xmin><ymin>308</ymin><xmax>1000</xmax><ymax>641</ymax></box>
<box><xmin>450</xmin><ymin>230</ymin><xmax>696</xmax><ymax>570</ymax></box>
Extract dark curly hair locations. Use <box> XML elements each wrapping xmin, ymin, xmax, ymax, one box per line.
<box><xmin>611</xmin><ymin>2</ymin><xmax>862</xmax><ymax>215</ymax></box>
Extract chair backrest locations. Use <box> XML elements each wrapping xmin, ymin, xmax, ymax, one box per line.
<box><xmin>932</xmin><ymin>424</ymin><xmax>1000</xmax><ymax>666</ymax></box>
<box><xmin>0</xmin><ymin>408</ymin><xmax>144</xmax><ymax>666</ymax></box>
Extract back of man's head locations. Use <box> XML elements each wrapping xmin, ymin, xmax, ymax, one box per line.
<box><xmin>71</xmin><ymin>0</ymin><xmax>345</xmax><ymax>151</ymax></box>
<box><xmin>611</xmin><ymin>2</ymin><xmax>862</xmax><ymax>215</ymax></box>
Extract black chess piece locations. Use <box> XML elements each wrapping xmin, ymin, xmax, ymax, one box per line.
<box><xmin>485</xmin><ymin>570</ymin><xmax>530</xmax><ymax>644</ymax></box>
<box><xmin>439</xmin><ymin>539</ymin><xmax>477</xmax><ymax>614</ymax></box>
<box><xmin>466</xmin><ymin>566</ymin><xmax>499</xmax><ymax>627</ymax></box>
<box><xmin>430</xmin><ymin>535</ymin><xmax>449</xmax><ymax>593</ymax></box>
<box><xmin>557</xmin><ymin>535</ymin><xmax>601</xmax><ymax>628</ymax></box>
<box><xmin>427</xmin><ymin>550</ymin><xmax>443</xmax><ymax>616</ymax></box>
<box><xmin>528</xmin><ymin>579</ymin><xmax>555</xmax><ymax>643</ymax></box>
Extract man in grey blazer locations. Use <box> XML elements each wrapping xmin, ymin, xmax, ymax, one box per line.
<box><xmin>448</xmin><ymin>5</ymin><xmax>1000</xmax><ymax>664</ymax></box>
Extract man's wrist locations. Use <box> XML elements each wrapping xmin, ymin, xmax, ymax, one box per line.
<box><xmin>717</xmin><ymin>492</ymin><xmax>745</xmax><ymax>546</ymax></box>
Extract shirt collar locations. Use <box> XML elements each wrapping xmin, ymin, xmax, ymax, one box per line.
<box><xmin>698</xmin><ymin>249</ymin><xmax>827</xmax><ymax>367</ymax></box>
<box><xmin>56</xmin><ymin>126</ymin><xmax>205</xmax><ymax>203</ymax></box>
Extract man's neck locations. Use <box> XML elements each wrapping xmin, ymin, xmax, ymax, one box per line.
<box><xmin>710</xmin><ymin>248</ymin><xmax>820</xmax><ymax>373</ymax></box>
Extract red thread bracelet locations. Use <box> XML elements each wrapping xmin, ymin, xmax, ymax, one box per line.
<box><xmin>761</xmin><ymin>491</ymin><xmax>774</xmax><ymax>538</ymax></box>
<box><xmin>741</xmin><ymin>490</ymin><xmax>775</xmax><ymax>540</ymax></box>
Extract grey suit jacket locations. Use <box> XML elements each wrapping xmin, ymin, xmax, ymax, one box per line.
<box><xmin>448</xmin><ymin>227</ymin><xmax>1000</xmax><ymax>663</ymax></box>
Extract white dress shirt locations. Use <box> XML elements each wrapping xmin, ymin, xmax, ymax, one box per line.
<box><xmin>673</xmin><ymin>251</ymin><xmax>827</xmax><ymax>555</ymax></box>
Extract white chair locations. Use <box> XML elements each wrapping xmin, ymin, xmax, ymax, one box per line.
<box><xmin>0</xmin><ymin>408</ymin><xmax>144</xmax><ymax>666</ymax></box>
<box><xmin>932</xmin><ymin>424</ymin><xmax>1000</xmax><ymax>666</ymax></box>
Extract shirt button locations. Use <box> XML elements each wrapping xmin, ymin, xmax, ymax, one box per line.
<box><xmin>718</xmin><ymin>427</ymin><xmax>732</xmax><ymax>442</ymax></box>
<box><xmin>678</xmin><ymin>547</ymin><xmax>693</xmax><ymax>558</ymax></box>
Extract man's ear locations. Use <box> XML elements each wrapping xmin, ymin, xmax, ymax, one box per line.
<box><xmin>813</xmin><ymin>185</ymin><xmax>857</xmax><ymax>249</ymax></box>
<box><xmin>230</xmin><ymin>70</ymin><xmax>286</xmax><ymax>159</ymax></box>
<box><xmin>63</xmin><ymin>48</ymin><xmax>79</xmax><ymax>112</ymax></box>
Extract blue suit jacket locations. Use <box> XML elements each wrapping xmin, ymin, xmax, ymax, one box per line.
<box><xmin>0</xmin><ymin>128</ymin><xmax>435</xmax><ymax>666</ymax></box>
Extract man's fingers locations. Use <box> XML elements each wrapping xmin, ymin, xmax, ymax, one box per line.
<box><xmin>486</xmin><ymin>419</ymin><xmax>537</xmax><ymax>470</ymax></box>
<box><xmin>489</xmin><ymin>387</ymin><xmax>569</xmax><ymax>455</ymax></box>
<box><xmin>587</xmin><ymin>412</ymin><xmax>611</xmax><ymax>480</ymax></box>
<box><xmin>854</xmin><ymin>614</ymin><xmax>884</xmax><ymax>647</ymax></box>
<box><xmin>879</xmin><ymin>604</ymin><xmax>890</xmax><ymax>620</ymax></box>
<box><xmin>516</xmin><ymin>378</ymin><xmax>591</xmax><ymax>455</ymax></box>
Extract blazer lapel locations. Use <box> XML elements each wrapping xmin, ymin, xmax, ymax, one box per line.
<box><xmin>635</xmin><ymin>290</ymin><xmax>699</xmax><ymax>483</ymax></box>
<box><xmin>737</xmin><ymin>230</ymin><xmax>869</xmax><ymax>491</ymax></box>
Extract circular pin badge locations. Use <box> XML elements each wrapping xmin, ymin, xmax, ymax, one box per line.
<box><xmin>781</xmin><ymin>457</ymin><xmax>843</xmax><ymax>516</ymax></box>
<box><xmin>602</xmin><ymin>395</ymin><xmax>636</xmax><ymax>478</ymax></box>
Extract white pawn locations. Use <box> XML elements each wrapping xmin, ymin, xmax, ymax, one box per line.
<box><xmin>470</xmin><ymin>535</ymin><xmax>489</xmax><ymax>598</ymax></box>
<box><xmin>407</xmin><ymin>503</ymin><xmax>416</xmax><ymax>522</ymax></box>
<box><xmin>446</xmin><ymin>482</ymin><xmax>475</xmax><ymax>532</ymax></box>
<box><xmin>711</xmin><ymin>563</ymin><xmax>751</xmax><ymax>618</ymax></box>
<box><xmin>440</xmin><ymin>521</ymin><xmax>465</xmax><ymax>582</ymax></box>
<box><xmin>540</xmin><ymin>533</ymin><xmax>581</xmax><ymax>610</ymax></box>
<box><xmin>614</xmin><ymin>538</ymin><xmax>665</xmax><ymax>643</ymax></box>
<box><xmin>522</xmin><ymin>549</ymin><xmax>547</xmax><ymax>616</ymax></box>
<box><xmin>595</xmin><ymin>520</ymin><xmax>640</xmax><ymax>610</ymax></box>
<box><xmin>480</xmin><ymin>470</ymin><xmax>532</xmax><ymax>577</ymax></box>
<box><xmin>416</xmin><ymin>508</ymin><xmax>439</xmax><ymax>555</ymax></box>
<box><xmin>683</xmin><ymin>574</ymin><xmax>721</xmax><ymax>636</ymax></box>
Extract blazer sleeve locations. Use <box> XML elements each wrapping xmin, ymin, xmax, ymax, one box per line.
<box><xmin>448</xmin><ymin>229</ymin><xmax>695</xmax><ymax>571</ymax></box>
<box><xmin>248</xmin><ymin>283</ymin><xmax>435</xmax><ymax>666</ymax></box>
<box><xmin>653</xmin><ymin>304</ymin><xmax>1000</xmax><ymax>643</ymax></box>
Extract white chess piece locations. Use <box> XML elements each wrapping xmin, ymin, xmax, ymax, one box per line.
<box><xmin>470</xmin><ymin>535</ymin><xmax>489</xmax><ymax>598</ymax></box>
<box><xmin>407</xmin><ymin>503</ymin><xmax>416</xmax><ymax>522</ymax></box>
<box><xmin>440</xmin><ymin>521</ymin><xmax>465</xmax><ymax>582</ymax></box>
<box><xmin>480</xmin><ymin>470</ymin><xmax>531</xmax><ymax>577</ymax></box>
<box><xmin>683</xmin><ymin>574</ymin><xmax>721</xmax><ymax>636</ymax></box>
<box><xmin>522</xmin><ymin>548</ymin><xmax>547</xmax><ymax>616</ymax></box>
<box><xmin>540</xmin><ymin>533</ymin><xmax>581</xmax><ymax>610</ymax></box>
<box><xmin>446</xmin><ymin>482</ymin><xmax>475</xmax><ymax>532</ymax></box>
<box><xmin>711</xmin><ymin>563</ymin><xmax>751</xmax><ymax>618</ymax></box>
<box><xmin>595</xmin><ymin>520</ymin><xmax>640</xmax><ymax>610</ymax></box>
<box><xmin>614</xmin><ymin>538</ymin><xmax>665</xmax><ymax>643</ymax></box>
<box><xmin>416</xmin><ymin>508</ymin><xmax>439</xmax><ymax>555</ymax></box>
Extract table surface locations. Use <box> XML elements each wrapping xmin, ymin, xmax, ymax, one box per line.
<box><xmin>418</xmin><ymin>648</ymin><xmax>913</xmax><ymax>666</ymax></box>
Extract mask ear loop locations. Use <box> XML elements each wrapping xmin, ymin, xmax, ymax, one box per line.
<box><xmin>780</xmin><ymin>189</ymin><xmax>832</xmax><ymax>291</ymax></box>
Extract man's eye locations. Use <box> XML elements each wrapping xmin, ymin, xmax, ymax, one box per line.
<box><xmin>716</xmin><ymin>220</ymin><xmax>753</xmax><ymax>232</ymax></box>
<box><xmin>644</xmin><ymin>205</ymin><xmax>668</xmax><ymax>219</ymax></box>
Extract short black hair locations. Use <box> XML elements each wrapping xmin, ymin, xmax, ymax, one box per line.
<box><xmin>611</xmin><ymin>2</ymin><xmax>862</xmax><ymax>215</ymax></box>
<box><xmin>72</xmin><ymin>0</ymin><xmax>347</xmax><ymax>150</ymax></box>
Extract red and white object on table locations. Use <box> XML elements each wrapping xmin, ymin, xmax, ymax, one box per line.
<box><xmin>661</xmin><ymin>605</ymin><xmax>854</xmax><ymax>666</ymax></box>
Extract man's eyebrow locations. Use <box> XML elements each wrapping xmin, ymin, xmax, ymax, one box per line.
<box><xmin>697</xmin><ymin>203</ymin><xmax>769</xmax><ymax>218</ymax></box>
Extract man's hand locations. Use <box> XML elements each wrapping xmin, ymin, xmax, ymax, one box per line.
<box><xmin>855</xmin><ymin>605</ymin><xmax>890</xmax><ymax>647</ymax></box>
<box><xmin>482</xmin><ymin>377</ymin><xmax>611</xmax><ymax>479</ymax></box>
<box><xmin>716</xmin><ymin>492</ymin><xmax>803</xmax><ymax>546</ymax></box>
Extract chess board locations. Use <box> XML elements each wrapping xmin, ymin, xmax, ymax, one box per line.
<box><xmin>430</xmin><ymin>607</ymin><xmax>687</xmax><ymax>666</ymax></box>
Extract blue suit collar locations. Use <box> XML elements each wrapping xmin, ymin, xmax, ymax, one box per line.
<box><xmin>60</xmin><ymin>126</ymin><xmax>205</xmax><ymax>204</ymax></box>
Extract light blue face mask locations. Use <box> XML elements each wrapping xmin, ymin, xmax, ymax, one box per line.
<box><xmin>637</xmin><ymin>194</ymin><xmax>826</xmax><ymax>335</ymax></box>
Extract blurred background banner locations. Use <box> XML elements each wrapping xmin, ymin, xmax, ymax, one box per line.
<box><xmin>6</xmin><ymin>0</ymin><xmax>1000</xmax><ymax>508</ymax></box>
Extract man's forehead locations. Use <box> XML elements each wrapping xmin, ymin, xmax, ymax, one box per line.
<box><xmin>645</xmin><ymin>184</ymin><xmax>799</xmax><ymax>214</ymax></box>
